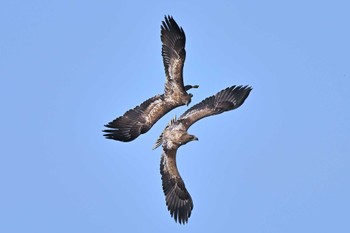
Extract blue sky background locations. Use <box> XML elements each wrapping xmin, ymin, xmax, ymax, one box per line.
<box><xmin>1</xmin><ymin>0</ymin><xmax>349</xmax><ymax>232</ymax></box>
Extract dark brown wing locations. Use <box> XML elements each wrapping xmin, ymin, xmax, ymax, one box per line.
<box><xmin>160</xmin><ymin>149</ymin><xmax>193</xmax><ymax>224</ymax></box>
<box><xmin>179</xmin><ymin>85</ymin><xmax>252</xmax><ymax>130</ymax></box>
<box><xmin>161</xmin><ymin>15</ymin><xmax>186</xmax><ymax>94</ymax></box>
<box><xmin>103</xmin><ymin>95</ymin><xmax>176</xmax><ymax>142</ymax></box>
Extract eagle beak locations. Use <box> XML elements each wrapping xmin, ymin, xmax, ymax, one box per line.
<box><xmin>193</xmin><ymin>136</ymin><xmax>198</xmax><ymax>141</ymax></box>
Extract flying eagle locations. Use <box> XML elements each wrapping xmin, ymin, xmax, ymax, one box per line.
<box><xmin>103</xmin><ymin>16</ymin><xmax>198</xmax><ymax>142</ymax></box>
<box><xmin>153</xmin><ymin>85</ymin><xmax>252</xmax><ymax>224</ymax></box>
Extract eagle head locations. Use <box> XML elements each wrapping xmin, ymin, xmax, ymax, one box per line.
<box><xmin>179</xmin><ymin>133</ymin><xmax>198</xmax><ymax>146</ymax></box>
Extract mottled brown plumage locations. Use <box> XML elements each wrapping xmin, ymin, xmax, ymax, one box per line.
<box><xmin>154</xmin><ymin>85</ymin><xmax>252</xmax><ymax>224</ymax></box>
<box><xmin>103</xmin><ymin>15</ymin><xmax>198</xmax><ymax>142</ymax></box>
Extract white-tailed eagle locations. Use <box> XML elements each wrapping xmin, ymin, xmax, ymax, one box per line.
<box><xmin>103</xmin><ymin>16</ymin><xmax>198</xmax><ymax>142</ymax></box>
<box><xmin>153</xmin><ymin>85</ymin><xmax>252</xmax><ymax>224</ymax></box>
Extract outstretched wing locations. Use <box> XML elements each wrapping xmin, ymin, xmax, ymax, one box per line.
<box><xmin>161</xmin><ymin>15</ymin><xmax>186</xmax><ymax>94</ymax></box>
<box><xmin>179</xmin><ymin>85</ymin><xmax>252</xmax><ymax>129</ymax></box>
<box><xmin>160</xmin><ymin>149</ymin><xmax>193</xmax><ymax>224</ymax></box>
<box><xmin>103</xmin><ymin>95</ymin><xmax>176</xmax><ymax>142</ymax></box>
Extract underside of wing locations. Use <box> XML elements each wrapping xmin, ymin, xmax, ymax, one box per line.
<box><xmin>160</xmin><ymin>150</ymin><xmax>193</xmax><ymax>224</ymax></box>
<box><xmin>103</xmin><ymin>94</ymin><xmax>173</xmax><ymax>142</ymax></box>
<box><xmin>179</xmin><ymin>85</ymin><xmax>252</xmax><ymax>129</ymax></box>
<box><xmin>161</xmin><ymin>15</ymin><xmax>186</xmax><ymax>94</ymax></box>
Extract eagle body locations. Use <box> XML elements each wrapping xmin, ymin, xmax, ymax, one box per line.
<box><xmin>158</xmin><ymin>118</ymin><xmax>195</xmax><ymax>150</ymax></box>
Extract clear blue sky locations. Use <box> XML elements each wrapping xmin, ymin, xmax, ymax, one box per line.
<box><xmin>1</xmin><ymin>0</ymin><xmax>349</xmax><ymax>232</ymax></box>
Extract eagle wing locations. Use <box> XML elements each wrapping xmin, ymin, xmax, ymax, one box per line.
<box><xmin>160</xmin><ymin>149</ymin><xmax>193</xmax><ymax>224</ymax></box>
<box><xmin>161</xmin><ymin>15</ymin><xmax>187</xmax><ymax>95</ymax></box>
<box><xmin>179</xmin><ymin>85</ymin><xmax>252</xmax><ymax>129</ymax></box>
<box><xmin>103</xmin><ymin>95</ymin><xmax>176</xmax><ymax>142</ymax></box>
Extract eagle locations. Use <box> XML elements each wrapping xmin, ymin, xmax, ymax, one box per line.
<box><xmin>103</xmin><ymin>16</ymin><xmax>198</xmax><ymax>142</ymax></box>
<box><xmin>153</xmin><ymin>85</ymin><xmax>252</xmax><ymax>224</ymax></box>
